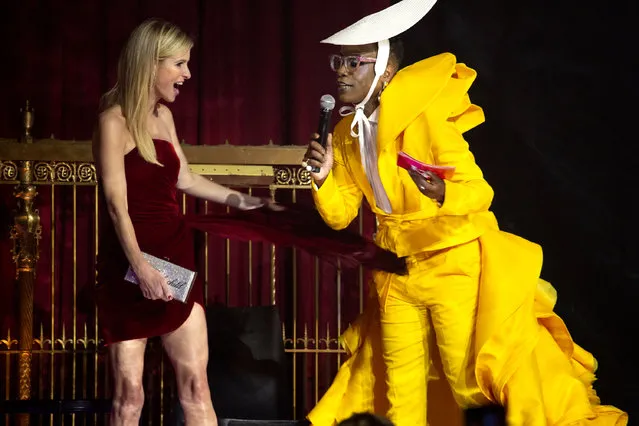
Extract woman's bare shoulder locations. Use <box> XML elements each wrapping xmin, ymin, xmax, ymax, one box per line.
<box><xmin>96</xmin><ymin>106</ymin><xmax>130</xmax><ymax>152</ymax></box>
<box><xmin>99</xmin><ymin>105</ymin><xmax>125</xmax><ymax>128</ymax></box>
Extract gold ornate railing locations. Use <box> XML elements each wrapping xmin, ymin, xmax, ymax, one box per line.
<box><xmin>0</xmin><ymin>103</ymin><xmax>369</xmax><ymax>425</ymax></box>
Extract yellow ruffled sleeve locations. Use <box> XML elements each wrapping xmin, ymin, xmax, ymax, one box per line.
<box><xmin>430</xmin><ymin>63</ymin><xmax>495</xmax><ymax>216</ymax></box>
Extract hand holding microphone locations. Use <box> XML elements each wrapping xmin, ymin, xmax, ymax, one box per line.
<box><xmin>304</xmin><ymin>133</ymin><xmax>334</xmax><ymax>187</ymax></box>
<box><xmin>303</xmin><ymin>94</ymin><xmax>335</xmax><ymax>187</ymax></box>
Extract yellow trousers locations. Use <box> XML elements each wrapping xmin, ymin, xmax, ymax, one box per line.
<box><xmin>381</xmin><ymin>239</ymin><xmax>488</xmax><ymax>425</ymax></box>
<box><xmin>307</xmin><ymin>230</ymin><xmax>628</xmax><ymax>426</ymax></box>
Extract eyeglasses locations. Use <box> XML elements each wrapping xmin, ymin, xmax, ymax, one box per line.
<box><xmin>329</xmin><ymin>54</ymin><xmax>377</xmax><ymax>72</ymax></box>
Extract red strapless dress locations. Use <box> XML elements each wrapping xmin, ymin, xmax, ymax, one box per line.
<box><xmin>96</xmin><ymin>139</ymin><xmax>203</xmax><ymax>344</ymax></box>
<box><xmin>96</xmin><ymin>139</ymin><xmax>405</xmax><ymax>345</ymax></box>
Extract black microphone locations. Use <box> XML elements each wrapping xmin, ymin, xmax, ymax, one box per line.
<box><xmin>309</xmin><ymin>94</ymin><xmax>335</xmax><ymax>173</ymax></box>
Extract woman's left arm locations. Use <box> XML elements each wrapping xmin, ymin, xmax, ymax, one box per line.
<box><xmin>161</xmin><ymin>106</ymin><xmax>266</xmax><ymax>210</ymax></box>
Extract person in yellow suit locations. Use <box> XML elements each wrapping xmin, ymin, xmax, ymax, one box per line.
<box><xmin>301</xmin><ymin>1</ymin><xmax>628</xmax><ymax>425</ymax></box>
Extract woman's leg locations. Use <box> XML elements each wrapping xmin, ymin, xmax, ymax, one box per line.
<box><xmin>162</xmin><ymin>303</ymin><xmax>217</xmax><ymax>426</ymax></box>
<box><xmin>108</xmin><ymin>338</ymin><xmax>147</xmax><ymax>425</ymax></box>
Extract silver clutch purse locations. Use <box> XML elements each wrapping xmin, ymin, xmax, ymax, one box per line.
<box><xmin>124</xmin><ymin>252</ymin><xmax>197</xmax><ymax>303</ymax></box>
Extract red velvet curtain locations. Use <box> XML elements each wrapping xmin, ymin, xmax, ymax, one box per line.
<box><xmin>1</xmin><ymin>0</ymin><xmax>389</xmax><ymax>146</ymax></box>
<box><xmin>0</xmin><ymin>0</ymin><xmax>387</xmax><ymax>418</ymax></box>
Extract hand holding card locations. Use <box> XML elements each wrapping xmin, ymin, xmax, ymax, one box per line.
<box><xmin>397</xmin><ymin>151</ymin><xmax>455</xmax><ymax>180</ymax></box>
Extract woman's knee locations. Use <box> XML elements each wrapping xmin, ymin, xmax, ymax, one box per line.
<box><xmin>178</xmin><ymin>366</ymin><xmax>210</xmax><ymax>404</ymax></box>
<box><xmin>113</xmin><ymin>379</ymin><xmax>145</xmax><ymax>417</ymax></box>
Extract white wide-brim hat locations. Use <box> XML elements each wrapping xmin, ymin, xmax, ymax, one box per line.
<box><xmin>321</xmin><ymin>0</ymin><xmax>438</xmax><ymax>46</ymax></box>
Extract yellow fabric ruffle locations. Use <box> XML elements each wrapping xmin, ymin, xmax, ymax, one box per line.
<box><xmin>306</xmin><ymin>230</ymin><xmax>628</xmax><ymax>426</ymax></box>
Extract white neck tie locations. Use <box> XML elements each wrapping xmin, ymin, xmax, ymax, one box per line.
<box><xmin>340</xmin><ymin>106</ymin><xmax>392</xmax><ymax>214</ymax></box>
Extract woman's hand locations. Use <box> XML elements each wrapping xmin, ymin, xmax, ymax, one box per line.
<box><xmin>133</xmin><ymin>261</ymin><xmax>173</xmax><ymax>301</ymax></box>
<box><xmin>242</xmin><ymin>196</ymin><xmax>286</xmax><ymax>212</ymax></box>
<box><xmin>408</xmin><ymin>169</ymin><xmax>446</xmax><ymax>205</ymax></box>
<box><xmin>260</xmin><ymin>197</ymin><xmax>286</xmax><ymax>211</ymax></box>
<box><xmin>225</xmin><ymin>193</ymin><xmax>286</xmax><ymax>211</ymax></box>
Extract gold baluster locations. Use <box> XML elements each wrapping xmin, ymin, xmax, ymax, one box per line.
<box><xmin>247</xmin><ymin>187</ymin><xmax>253</xmax><ymax>306</ymax></box>
<box><xmin>291</xmin><ymin>188</ymin><xmax>298</xmax><ymax>419</ymax></box>
<box><xmin>269</xmin><ymin>186</ymin><xmax>277</xmax><ymax>305</ymax></box>
<box><xmin>10</xmin><ymin>101</ymin><xmax>42</xmax><ymax>426</ymax></box>
<box><xmin>204</xmin><ymin>200</ymin><xmax>209</xmax><ymax>306</ymax></box>
<box><xmin>314</xmin><ymin>257</ymin><xmax>320</xmax><ymax>404</ymax></box>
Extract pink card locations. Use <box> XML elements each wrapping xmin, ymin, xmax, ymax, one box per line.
<box><xmin>397</xmin><ymin>151</ymin><xmax>455</xmax><ymax>180</ymax></box>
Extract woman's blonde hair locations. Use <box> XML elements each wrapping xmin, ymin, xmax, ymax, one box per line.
<box><xmin>99</xmin><ymin>18</ymin><xmax>193</xmax><ymax>165</ymax></box>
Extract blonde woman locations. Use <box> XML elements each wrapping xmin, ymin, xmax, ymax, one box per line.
<box><xmin>93</xmin><ymin>19</ymin><xmax>270</xmax><ymax>425</ymax></box>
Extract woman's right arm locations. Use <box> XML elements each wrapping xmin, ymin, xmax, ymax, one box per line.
<box><xmin>94</xmin><ymin>112</ymin><xmax>172</xmax><ymax>301</ymax></box>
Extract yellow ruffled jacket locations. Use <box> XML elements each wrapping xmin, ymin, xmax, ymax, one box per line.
<box><xmin>308</xmin><ymin>53</ymin><xmax>627</xmax><ymax>425</ymax></box>
<box><xmin>313</xmin><ymin>52</ymin><xmax>496</xmax><ymax>257</ymax></box>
